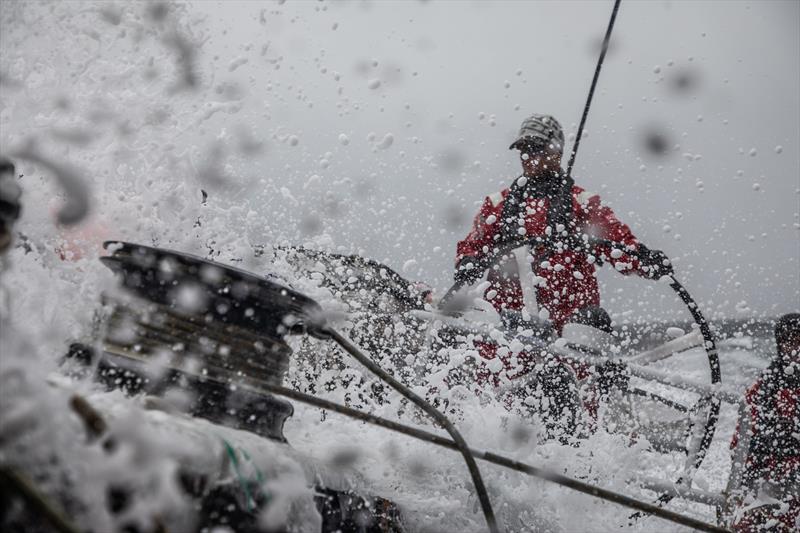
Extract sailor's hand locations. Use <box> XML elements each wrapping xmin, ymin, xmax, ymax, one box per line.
<box><xmin>453</xmin><ymin>255</ymin><xmax>485</xmax><ymax>285</ymax></box>
<box><xmin>436</xmin><ymin>292</ymin><xmax>471</xmax><ymax>316</ymax></box>
<box><xmin>638</xmin><ymin>245</ymin><xmax>673</xmax><ymax>279</ymax></box>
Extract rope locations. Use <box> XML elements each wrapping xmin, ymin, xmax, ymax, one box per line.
<box><xmin>565</xmin><ymin>0</ymin><xmax>622</xmax><ymax>179</ymax></box>
<box><xmin>232</xmin><ymin>376</ymin><xmax>728</xmax><ymax>532</ymax></box>
<box><xmin>327</xmin><ymin>328</ymin><xmax>500</xmax><ymax>533</ymax></box>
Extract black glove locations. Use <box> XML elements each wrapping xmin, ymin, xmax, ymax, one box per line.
<box><xmin>637</xmin><ymin>245</ymin><xmax>673</xmax><ymax>279</ymax></box>
<box><xmin>453</xmin><ymin>255</ymin><xmax>485</xmax><ymax>286</ymax></box>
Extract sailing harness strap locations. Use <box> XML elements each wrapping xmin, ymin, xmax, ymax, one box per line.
<box><xmin>495</xmin><ymin>169</ymin><xmax>587</xmax><ymax>280</ymax></box>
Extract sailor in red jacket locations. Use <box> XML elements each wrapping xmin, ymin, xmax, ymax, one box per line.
<box><xmin>454</xmin><ymin>114</ymin><xmax>672</xmax><ymax>334</ymax></box>
<box><xmin>731</xmin><ymin>313</ymin><xmax>800</xmax><ymax>532</ymax></box>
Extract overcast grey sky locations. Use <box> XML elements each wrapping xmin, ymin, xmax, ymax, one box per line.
<box><xmin>187</xmin><ymin>0</ymin><xmax>799</xmax><ymax>321</ymax></box>
<box><xmin>2</xmin><ymin>0</ymin><xmax>798</xmax><ymax>323</ymax></box>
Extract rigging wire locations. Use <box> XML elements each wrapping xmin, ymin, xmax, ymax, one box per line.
<box><xmin>565</xmin><ymin>0</ymin><xmax>622</xmax><ymax>179</ymax></box>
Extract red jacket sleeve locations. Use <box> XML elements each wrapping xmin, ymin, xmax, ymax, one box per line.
<box><xmin>456</xmin><ymin>194</ymin><xmax>504</xmax><ymax>264</ymax></box>
<box><xmin>574</xmin><ymin>187</ymin><xmax>643</xmax><ymax>275</ymax></box>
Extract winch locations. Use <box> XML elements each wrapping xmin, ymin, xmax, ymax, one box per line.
<box><xmin>69</xmin><ymin>241</ymin><xmax>324</xmax><ymax>442</ymax></box>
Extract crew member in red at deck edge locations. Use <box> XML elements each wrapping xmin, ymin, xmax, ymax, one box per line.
<box><xmin>731</xmin><ymin>313</ymin><xmax>800</xmax><ymax>532</ymax></box>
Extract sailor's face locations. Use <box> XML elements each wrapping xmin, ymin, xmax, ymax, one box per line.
<box><xmin>520</xmin><ymin>148</ymin><xmax>561</xmax><ymax>176</ymax></box>
<box><xmin>779</xmin><ymin>332</ymin><xmax>800</xmax><ymax>361</ymax></box>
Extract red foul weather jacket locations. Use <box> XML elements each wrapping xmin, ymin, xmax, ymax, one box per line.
<box><xmin>730</xmin><ymin>359</ymin><xmax>799</xmax><ymax>532</ymax></box>
<box><xmin>456</xmin><ymin>180</ymin><xmax>646</xmax><ymax>332</ymax></box>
